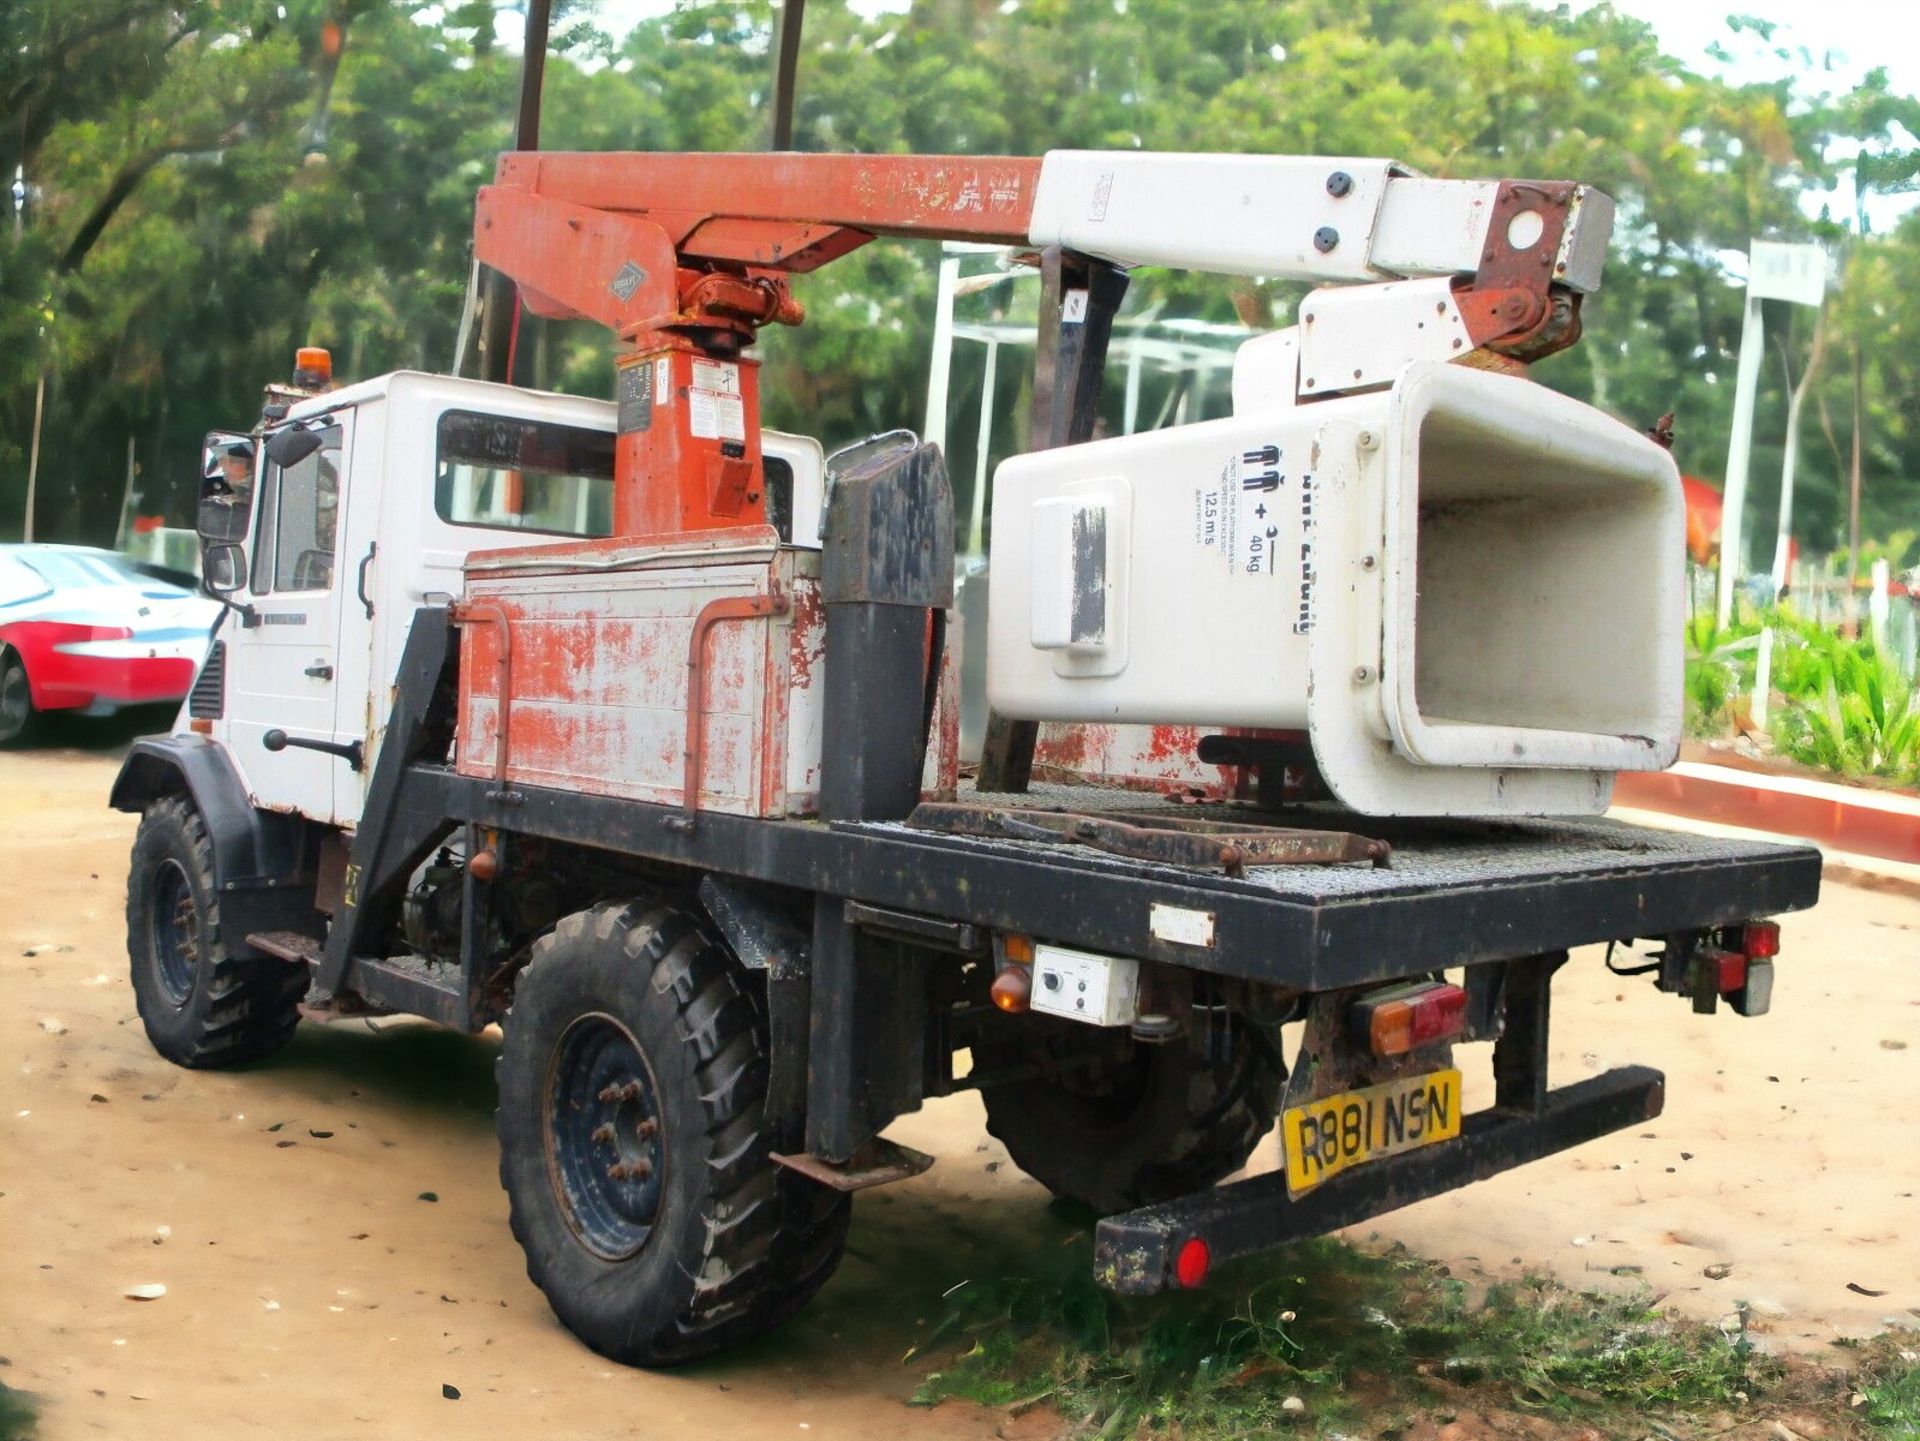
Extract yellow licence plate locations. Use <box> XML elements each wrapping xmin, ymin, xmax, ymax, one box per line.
<box><xmin>1283</xmin><ymin>1068</ymin><xmax>1462</xmax><ymax>1197</ymax></box>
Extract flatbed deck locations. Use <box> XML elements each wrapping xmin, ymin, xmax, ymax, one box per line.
<box><xmin>409</xmin><ymin>766</ymin><xmax>1824</xmax><ymax>989</ymax></box>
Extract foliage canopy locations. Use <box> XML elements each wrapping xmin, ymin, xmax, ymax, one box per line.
<box><xmin>3</xmin><ymin>0</ymin><xmax>1919</xmax><ymax>550</ymax></box>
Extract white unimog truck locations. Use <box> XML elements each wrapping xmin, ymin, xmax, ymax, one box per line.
<box><xmin>112</xmin><ymin>149</ymin><xmax>1818</xmax><ymax>1365</ymax></box>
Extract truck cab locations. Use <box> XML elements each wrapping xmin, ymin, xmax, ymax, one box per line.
<box><xmin>197</xmin><ymin>372</ymin><xmax>823</xmax><ymax>829</ymax></box>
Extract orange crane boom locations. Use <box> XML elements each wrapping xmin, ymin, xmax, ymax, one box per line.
<box><xmin>472</xmin><ymin>151</ymin><xmax>1045</xmax><ymax>537</ymax></box>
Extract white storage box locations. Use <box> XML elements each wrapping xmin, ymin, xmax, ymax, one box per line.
<box><xmin>985</xmin><ymin>361</ymin><xmax>1683</xmax><ymax>817</ymax></box>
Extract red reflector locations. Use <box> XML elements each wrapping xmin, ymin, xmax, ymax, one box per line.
<box><xmin>1711</xmin><ymin>949</ymin><xmax>1747</xmax><ymax>994</ymax></box>
<box><xmin>1741</xmin><ymin>921</ymin><xmax>1780</xmax><ymax>959</ymax></box>
<box><xmin>1174</xmin><ymin>1236</ymin><xmax>1210</xmax><ymax>1289</ymax></box>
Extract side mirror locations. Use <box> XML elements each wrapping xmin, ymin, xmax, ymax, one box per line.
<box><xmin>265</xmin><ymin>425</ymin><xmax>323</xmax><ymax>469</ymax></box>
<box><xmin>203</xmin><ymin>541</ymin><xmax>247</xmax><ymax>596</ymax></box>
<box><xmin>197</xmin><ymin>495</ymin><xmax>251</xmax><ymax>544</ymax></box>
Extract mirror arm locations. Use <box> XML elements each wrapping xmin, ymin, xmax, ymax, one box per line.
<box><xmin>203</xmin><ymin>586</ymin><xmax>256</xmax><ymax>624</ymax></box>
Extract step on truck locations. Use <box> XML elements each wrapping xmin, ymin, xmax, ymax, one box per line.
<box><xmin>112</xmin><ymin>150</ymin><xmax>1820</xmax><ymax>1365</ymax></box>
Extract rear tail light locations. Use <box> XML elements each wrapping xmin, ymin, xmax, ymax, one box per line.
<box><xmin>1743</xmin><ymin>924</ymin><xmax>1781</xmax><ymax>1013</ymax></box>
<box><xmin>1355</xmin><ymin>981</ymin><xmax>1467</xmax><ymax>1058</ymax></box>
<box><xmin>1693</xmin><ymin>920</ymin><xmax>1780</xmax><ymax>1017</ymax></box>
<box><xmin>1729</xmin><ymin>919</ymin><xmax>1780</xmax><ymax>1017</ymax></box>
<box><xmin>1174</xmin><ymin>1235</ymin><xmax>1211</xmax><ymax>1289</ymax></box>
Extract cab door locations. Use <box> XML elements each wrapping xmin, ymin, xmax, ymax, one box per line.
<box><xmin>327</xmin><ymin>402</ymin><xmax>383</xmax><ymax>829</ymax></box>
<box><xmin>226</xmin><ymin>415</ymin><xmax>351</xmax><ymax>823</ymax></box>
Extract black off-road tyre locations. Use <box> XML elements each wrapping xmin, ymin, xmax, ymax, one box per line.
<box><xmin>126</xmin><ymin>795</ymin><xmax>308</xmax><ymax>1068</ymax></box>
<box><xmin>496</xmin><ymin>900</ymin><xmax>848</xmax><ymax>1367</ymax></box>
<box><xmin>975</xmin><ymin>1013</ymin><xmax>1284</xmax><ymax>1215</ymax></box>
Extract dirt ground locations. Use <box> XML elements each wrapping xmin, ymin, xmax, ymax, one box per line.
<box><xmin>3</xmin><ymin>725</ymin><xmax>1917</xmax><ymax>1440</ymax></box>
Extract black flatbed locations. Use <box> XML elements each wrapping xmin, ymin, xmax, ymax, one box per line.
<box><xmin>417</xmin><ymin>768</ymin><xmax>1824</xmax><ymax>990</ymax></box>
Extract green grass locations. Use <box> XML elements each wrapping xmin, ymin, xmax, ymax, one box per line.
<box><xmin>912</xmin><ymin>1235</ymin><xmax>1919</xmax><ymax>1438</ymax></box>
<box><xmin>1854</xmin><ymin>1335</ymin><xmax>1920</xmax><ymax>1434</ymax></box>
<box><xmin>1684</xmin><ymin>606</ymin><xmax>1920</xmax><ymax>783</ymax></box>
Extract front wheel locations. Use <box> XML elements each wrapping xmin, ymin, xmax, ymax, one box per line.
<box><xmin>126</xmin><ymin>795</ymin><xmax>308</xmax><ymax>1067</ymax></box>
<box><xmin>496</xmin><ymin>900</ymin><xmax>848</xmax><ymax>1367</ymax></box>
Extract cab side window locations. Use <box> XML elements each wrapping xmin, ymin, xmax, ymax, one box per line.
<box><xmin>434</xmin><ymin>410</ymin><xmax>614</xmax><ymax>537</ymax></box>
<box><xmin>253</xmin><ymin>425</ymin><xmax>343</xmax><ymax>594</ymax></box>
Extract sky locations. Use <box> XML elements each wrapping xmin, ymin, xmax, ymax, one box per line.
<box><xmin>1566</xmin><ymin>0</ymin><xmax>1920</xmax><ymax>230</ymax></box>
<box><xmin>1579</xmin><ymin>0</ymin><xmax>1920</xmax><ymax>99</ymax></box>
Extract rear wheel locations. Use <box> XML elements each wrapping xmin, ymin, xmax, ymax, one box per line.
<box><xmin>0</xmin><ymin>648</ymin><xmax>34</xmax><ymax>746</ymax></box>
<box><xmin>496</xmin><ymin>900</ymin><xmax>848</xmax><ymax>1366</ymax></box>
<box><xmin>976</xmin><ymin>1013</ymin><xmax>1284</xmax><ymax>1214</ymax></box>
<box><xmin>126</xmin><ymin>795</ymin><xmax>308</xmax><ymax>1067</ymax></box>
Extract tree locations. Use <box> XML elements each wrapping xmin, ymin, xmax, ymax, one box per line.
<box><xmin>3</xmin><ymin>0</ymin><xmax>1918</xmax><ymax>566</ymax></box>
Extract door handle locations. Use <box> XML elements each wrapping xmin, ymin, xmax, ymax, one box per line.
<box><xmin>263</xmin><ymin>728</ymin><xmax>364</xmax><ymax>771</ymax></box>
<box><xmin>356</xmin><ymin>542</ymin><xmax>377</xmax><ymax>619</ymax></box>
<box><xmin>304</xmin><ymin>662</ymin><xmax>334</xmax><ymax>680</ymax></box>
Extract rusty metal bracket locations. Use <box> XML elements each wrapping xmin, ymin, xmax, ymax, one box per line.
<box><xmin>771</xmin><ymin>1135</ymin><xmax>935</xmax><ymax>1193</ymax></box>
<box><xmin>682</xmin><ymin>588</ymin><xmax>791</xmax><ymax>822</ymax></box>
<box><xmin>1455</xmin><ymin>179</ymin><xmax>1585</xmax><ymax>363</ymax></box>
<box><xmin>906</xmin><ymin>801</ymin><xmax>1386</xmax><ymax>874</ymax></box>
<box><xmin>245</xmin><ymin>930</ymin><xmax>323</xmax><ymax>965</ymax></box>
<box><xmin>450</xmin><ymin>600</ymin><xmax>515</xmax><ymax>798</ymax></box>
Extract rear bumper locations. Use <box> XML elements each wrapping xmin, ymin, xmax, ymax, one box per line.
<box><xmin>26</xmin><ymin>651</ymin><xmax>199</xmax><ymax>711</ymax></box>
<box><xmin>1093</xmin><ymin>1064</ymin><xmax>1665</xmax><ymax>1295</ymax></box>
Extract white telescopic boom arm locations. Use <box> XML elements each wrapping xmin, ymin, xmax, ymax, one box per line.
<box><xmin>1026</xmin><ymin>153</ymin><xmax>1613</xmax><ymax>294</ymax></box>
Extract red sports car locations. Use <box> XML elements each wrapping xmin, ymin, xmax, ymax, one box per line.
<box><xmin>0</xmin><ymin>544</ymin><xmax>219</xmax><ymax>744</ymax></box>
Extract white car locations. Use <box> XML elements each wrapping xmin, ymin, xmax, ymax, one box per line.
<box><xmin>0</xmin><ymin>544</ymin><xmax>220</xmax><ymax>744</ymax></box>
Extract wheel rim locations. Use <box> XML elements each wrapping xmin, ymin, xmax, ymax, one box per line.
<box><xmin>149</xmin><ymin>858</ymin><xmax>200</xmax><ymax>1006</ymax></box>
<box><xmin>543</xmin><ymin>1012</ymin><xmax>666</xmax><ymax>1261</ymax></box>
<box><xmin>0</xmin><ymin>661</ymin><xmax>28</xmax><ymax>741</ymax></box>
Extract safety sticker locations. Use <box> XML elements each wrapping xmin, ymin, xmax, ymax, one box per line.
<box><xmin>690</xmin><ymin>388</ymin><xmax>747</xmax><ymax>442</ymax></box>
<box><xmin>687</xmin><ymin>359</ymin><xmax>745</xmax><ymax>440</ymax></box>
<box><xmin>691</xmin><ymin>358</ymin><xmax>740</xmax><ymax>395</ymax></box>
<box><xmin>654</xmin><ymin>357</ymin><xmax>671</xmax><ymax>405</ymax></box>
<box><xmin>1192</xmin><ymin>442</ymin><xmax>1286</xmax><ymax>577</ymax></box>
